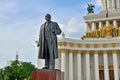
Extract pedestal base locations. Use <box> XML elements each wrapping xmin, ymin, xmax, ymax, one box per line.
<box><xmin>31</xmin><ymin>69</ymin><xmax>64</xmax><ymax>80</ymax></box>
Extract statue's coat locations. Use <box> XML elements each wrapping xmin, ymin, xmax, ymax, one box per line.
<box><xmin>38</xmin><ymin>21</ymin><xmax>61</xmax><ymax>59</ymax></box>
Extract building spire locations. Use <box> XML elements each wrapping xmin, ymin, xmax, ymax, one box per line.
<box><xmin>16</xmin><ymin>51</ymin><xmax>19</xmax><ymax>61</ymax></box>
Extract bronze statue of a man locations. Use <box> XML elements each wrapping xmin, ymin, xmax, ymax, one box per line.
<box><xmin>37</xmin><ymin>14</ymin><xmax>62</xmax><ymax>69</ymax></box>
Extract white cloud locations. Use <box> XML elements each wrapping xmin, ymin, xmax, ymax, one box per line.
<box><xmin>95</xmin><ymin>0</ymin><xmax>102</xmax><ymax>7</ymax></box>
<box><xmin>67</xmin><ymin>18</ymin><xmax>80</xmax><ymax>33</ymax></box>
<box><xmin>59</xmin><ymin>17</ymin><xmax>86</xmax><ymax>39</ymax></box>
<box><xmin>87</xmin><ymin>0</ymin><xmax>102</xmax><ymax>7</ymax></box>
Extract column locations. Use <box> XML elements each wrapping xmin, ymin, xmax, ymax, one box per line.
<box><xmin>103</xmin><ymin>50</ymin><xmax>109</xmax><ymax>80</ymax></box>
<box><xmin>60</xmin><ymin>49</ymin><xmax>66</xmax><ymax>80</ymax></box>
<box><xmin>113</xmin><ymin>20</ymin><xmax>118</xmax><ymax>28</ymax></box>
<box><xmin>99</xmin><ymin>21</ymin><xmax>103</xmax><ymax>29</ymax></box>
<box><xmin>92</xmin><ymin>22</ymin><xmax>96</xmax><ymax>31</ymax></box>
<box><xmin>94</xmin><ymin>51</ymin><xmax>99</xmax><ymax>80</ymax></box>
<box><xmin>86</xmin><ymin>23</ymin><xmax>91</xmax><ymax>32</ymax></box>
<box><xmin>112</xmin><ymin>0</ymin><xmax>116</xmax><ymax>10</ymax></box>
<box><xmin>116</xmin><ymin>0</ymin><xmax>120</xmax><ymax>9</ymax></box>
<box><xmin>107</xmin><ymin>0</ymin><xmax>111</xmax><ymax>10</ymax></box>
<box><xmin>112</xmin><ymin>50</ymin><xmax>119</xmax><ymax>80</ymax></box>
<box><xmin>69</xmin><ymin>50</ymin><xmax>73</xmax><ymax>80</ymax></box>
<box><xmin>106</xmin><ymin>20</ymin><xmax>110</xmax><ymax>25</ymax></box>
<box><xmin>77</xmin><ymin>50</ymin><xmax>82</xmax><ymax>80</ymax></box>
<box><xmin>101</xmin><ymin>0</ymin><xmax>106</xmax><ymax>11</ymax></box>
<box><xmin>86</xmin><ymin>51</ymin><xmax>90</xmax><ymax>80</ymax></box>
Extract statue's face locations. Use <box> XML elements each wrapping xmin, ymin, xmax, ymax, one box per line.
<box><xmin>45</xmin><ymin>14</ymin><xmax>51</xmax><ymax>21</ymax></box>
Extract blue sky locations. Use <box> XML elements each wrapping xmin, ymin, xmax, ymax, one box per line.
<box><xmin>0</xmin><ymin>0</ymin><xmax>101</xmax><ymax>68</ymax></box>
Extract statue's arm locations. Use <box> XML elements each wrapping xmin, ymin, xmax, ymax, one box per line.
<box><xmin>53</xmin><ymin>23</ymin><xmax>62</xmax><ymax>35</ymax></box>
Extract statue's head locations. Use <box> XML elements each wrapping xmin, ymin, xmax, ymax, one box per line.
<box><xmin>45</xmin><ymin>14</ymin><xmax>51</xmax><ymax>21</ymax></box>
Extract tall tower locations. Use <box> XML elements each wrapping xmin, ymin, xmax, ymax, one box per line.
<box><xmin>16</xmin><ymin>51</ymin><xmax>19</xmax><ymax>61</ymax></box>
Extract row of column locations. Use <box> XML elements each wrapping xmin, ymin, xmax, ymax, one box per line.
<box><xmin>102</xmin><ymin>0</ymin><xmax>120</xmax><ymax>10</ymax></box>
<box><xmin>60</xmin><ymin>50</ymin><xmax>119</xmax><ymax>80</ymax></box>
<box><xmin>86</xmin><ymin>20</ymin><xmax>118</xmax><ymax>31</ymax></box>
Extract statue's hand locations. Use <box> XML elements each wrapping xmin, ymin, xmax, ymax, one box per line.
<box><xmin>52</xmin><ymin>29</ymin><xmax>55</xmax><ymax>33</ymax></box>
<box><xmin>37</xmin><ymin>44</ymin><xmax>40</xmax><ymax>47</ymax></box>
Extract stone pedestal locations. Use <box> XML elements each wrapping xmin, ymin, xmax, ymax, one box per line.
<box><xmin>31</xmin><ymin>69</ymin><xmax>64</xmax><ymax>80</ymax></box>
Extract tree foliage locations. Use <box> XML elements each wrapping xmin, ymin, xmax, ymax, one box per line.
<box><xmin>0</xmin><ymin>60</ymin><xmax>37</xmax><ymax>80</ymax></box>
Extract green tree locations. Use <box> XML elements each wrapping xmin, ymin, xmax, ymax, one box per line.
<box><xmin>0</xmin><ymin>69</ymin><xmax>4</xmax><ymax>80</ymax></box>
<box><xmin>0</xmin><ymin>60</ymin><xmax>37</xmax><ymax>80</ymax></box>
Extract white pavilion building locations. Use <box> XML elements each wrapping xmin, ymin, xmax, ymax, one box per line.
<box><xmin>58</xmin><ymin>0</ymin><xmax>120</xmax><ymax>80</ymax></box>
<box><xmin>37</xmin><ymin>0</ymin><xmax>120</xmax><ymax>80</ymax></box>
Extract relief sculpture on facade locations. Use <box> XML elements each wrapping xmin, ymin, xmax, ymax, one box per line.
<box><xmin>83</xmin><ymin>25</ymin><xmax>120</xmax><ymax>38</ymax></box>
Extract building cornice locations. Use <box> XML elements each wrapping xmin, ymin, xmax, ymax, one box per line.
<box><xmin>58</xmin><ymin>37</ymin><xmax>120</xmax><ymax>51</ymax></box>
<box><xmin>84</xmin><ymin>10</ymin><xmax>120</xmax><ymax>22</ymax></box>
